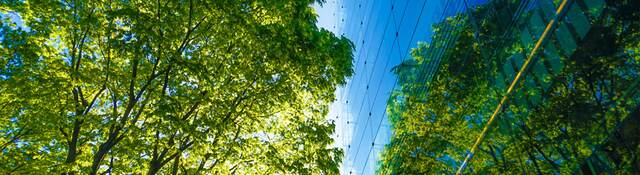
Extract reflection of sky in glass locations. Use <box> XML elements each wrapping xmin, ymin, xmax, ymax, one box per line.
<box><xmin>314</xmin><ymin>0</ymin><xmax>486</xmax><ymax>174</ymax></box>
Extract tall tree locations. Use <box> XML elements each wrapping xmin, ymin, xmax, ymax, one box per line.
<box><xmin>0</xmin><ymin>0</ymin><xmax>353</xmax><ymax>174</ymax></box>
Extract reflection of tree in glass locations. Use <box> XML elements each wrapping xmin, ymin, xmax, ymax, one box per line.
<box><xmin>378</xmin><ymin>0</ymin><xmax>640</xmax><ymax>174</ymax></box>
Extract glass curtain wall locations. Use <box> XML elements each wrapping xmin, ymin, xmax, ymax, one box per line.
<box><xmin>380</xmin><ymin>0</ymin><xmax>639</xmax><ymax>174</ymax></box>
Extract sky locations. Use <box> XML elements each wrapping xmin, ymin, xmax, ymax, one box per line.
<box><xmin>313</xmin><ymin>0</ymin><xmax>487</xmax><ymax>174</ymax></box>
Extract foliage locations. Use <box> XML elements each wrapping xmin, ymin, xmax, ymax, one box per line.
<box><xmin>0</xmin><ymin>0</ymin><xmax>353</xmax><ymax>174</ymax></box>
<box><xmin>378</xmin><ymin>0</ymin><xmax>640</xmax><ymax>174</ymax></box>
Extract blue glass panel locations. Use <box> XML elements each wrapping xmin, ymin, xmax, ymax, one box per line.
<box><xmin>555</xmin><ymin>23</ymin><xmax>578</xmax><ymax>56</ymax></box>
<box><xmin>512</xmin><ymin>53</ymin><xmax>525</xmax><ymax>70</ymax></box>
<box><xmin>529</xmin><ymin>11</ymin><xmax>546</xmax><ymax>37</ymax></box>
<box><xmin>544</xmin><ymin>43</ymin><xmax>564</xmax><ymax>74</ymax></box>
<box><xmin>532</xmin><ymin>59</ymin><xmax>550</xmax><ymax>90</ymax></box>
<box><xmin>503</xmin><ymin>58</ymin><xmax>517</xmax><ymax>81</ymax></box>
<box><xmin>538</xmin><ymin>0</ymin><xmax>557</xmax><ymax>19</ymax></box>
<box><xmin>495</xmin><ymin>73</ymin><xmax>507</xmax><ymax>91</ymax></box>
<box><xmin>521</xmin><ymin>28</ymin><xmax>534</xmax><ymax>51</ymax></box>
<box><xmin>582</xmin><ymin>0</ymin><xmax>605</xmax><ymax>18</ymax></box>
<box><xmin>567</xmin><ymin>5</ymin><xmax>591</xmax><ymax>39</ymax></box>
<box><xmin>528</xmin><ymin>86</ymin><xmax>542</xmax><ymax>106</ymax></box>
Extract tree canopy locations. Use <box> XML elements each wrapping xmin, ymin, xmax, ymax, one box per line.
<box><xmin>0</xmin><ymin>0</ymin><xmax>353</xmax><ymax>174</ymax></box>
<box><xmin>379</xmin><ymin>0</ymin><xmax>639</xmax><ymax>174</ymax></box>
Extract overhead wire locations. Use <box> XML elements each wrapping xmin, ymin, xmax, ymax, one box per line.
<box><xmin>380</xmin><ymin>0</ymin><xmax>464</xmax><ymax>172</ymax></box>
<box><xmin>335</xmin><ymin>0</ymin><xmax>397</xmax><ymax>173</ymax></box>
<box><xmin>358</xmin><ymin>0</ymin><xmax>467</xmax><ymax>174</ymax></box>
<box><xmin>379</xmin><ymin>0</ymin><xmax>454</xmax><ymax>171</ymax></box>
<box><xmin>341</xmin><ymin>0</ymin><xmax>529</xmax><ymax>173</ymax></box>
<box><xmin>343</xmin><ymin>0</ymin><xmax>386</xmax><ymax>100</ymax></box>
<box><xmin>381</xmin><ymin>0</ymin><xmax>536</xmax><ymax>172</ymax></box>
<box><xmin>334</xmin><ymin>0</ymin><xmax>376</xmax><ymax>152</ymax></box>
<box><xmin>334</xmin><ymin>0</ymin><xmax>378</xmax><ymax>173</ymax></box>
<box><xmin>350</xmin><ymin>0</ymin><xmax>410</xmax><ymax>168</ymax></box>
<box><xmin>411</xmin><ymin>0</ymin><xmax>462</xmax><ymax>98</ymax></box>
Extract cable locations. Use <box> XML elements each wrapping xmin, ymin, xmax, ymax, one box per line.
<box><xmin>343</xmin><ymin>0</ymin><xmax>385</xmax><ymax>99</ymax></box>
<box><xmin>411</xmin><ymin>0</ymin><xmax>461</xmax><ymax>98</ymax></box>
<box><xmin>456</xmin><ymin>0</ymin><xmax>574</xmax><ymax>174</ymax></box>
<box><xmin>350</xmin><ymin>0</ymin><xmax>409</xmax><ymax>167</ymax></box>
<box><xmin>381</xmin><ymin>0</ymin><xmax>476</xmax><ymax>172</ymax></box>
<box><xmin>335</xmin><ymin>0</ymin><xmax>395</xmax><ymax>174</ymax></box>
<box><xmin>381</xmin><ymin>0</ymin><xmax>535</xmax><ymax>173</ymax></box>
<box><xmin>358</xmin><ymin>1</ymin><xmax>465</xmax><ymax>174</ymax></box>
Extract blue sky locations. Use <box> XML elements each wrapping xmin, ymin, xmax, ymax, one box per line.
<box><xmin>313</xmin><ymin>0</ymin><xmax>487</xmax><ymax>174</ymax></box>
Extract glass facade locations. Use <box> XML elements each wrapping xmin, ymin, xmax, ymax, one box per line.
<box><xmin>381</xmin><ymin>0</ymin><xmax>639</xmax><ymax>174</ymax></box>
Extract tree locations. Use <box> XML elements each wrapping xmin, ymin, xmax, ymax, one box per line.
<box><xmin>378</xmin><ymin>0</ymin><xmax>640</xmax><ymax>174</ymax></box>
<box><xmin>0</xmin><ymin>0</ymin><xmax>353</xmax><ymax>174</ymax></box>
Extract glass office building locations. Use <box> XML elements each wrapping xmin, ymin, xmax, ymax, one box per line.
<box><xmin>381</xmin><ymin>0</ymin><xmax>639</xmax><ymax>174</ymax></box>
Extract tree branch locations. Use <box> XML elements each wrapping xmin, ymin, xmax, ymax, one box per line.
<box><xmin>1</xmin><ymin>128</ymin><xmax>30</xmax><ymax>151</ymax></box>
<box><xmin>83</xmin><ymin>84</ymin><xmax>106</xmax><ymax>115</ymax></box>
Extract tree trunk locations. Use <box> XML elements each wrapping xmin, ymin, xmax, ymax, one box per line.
<box><xmin>65</xmin><ymin>119</ymin><xmax>82</xmax><ymax>164</ymax></box>
<box><xmin>89</xmin><ymin>127</ymin><xmax>122</xmax><ymax>175</ymax></box>
<box><xmin>63</xmin><ymin>119</ymin><xmax>83</xmax><ymax>175</ymax></box>
<box><xmin>148</xmin><ymin>160</ymin><xmax>162</xmax><ymax>175</ymax></box>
